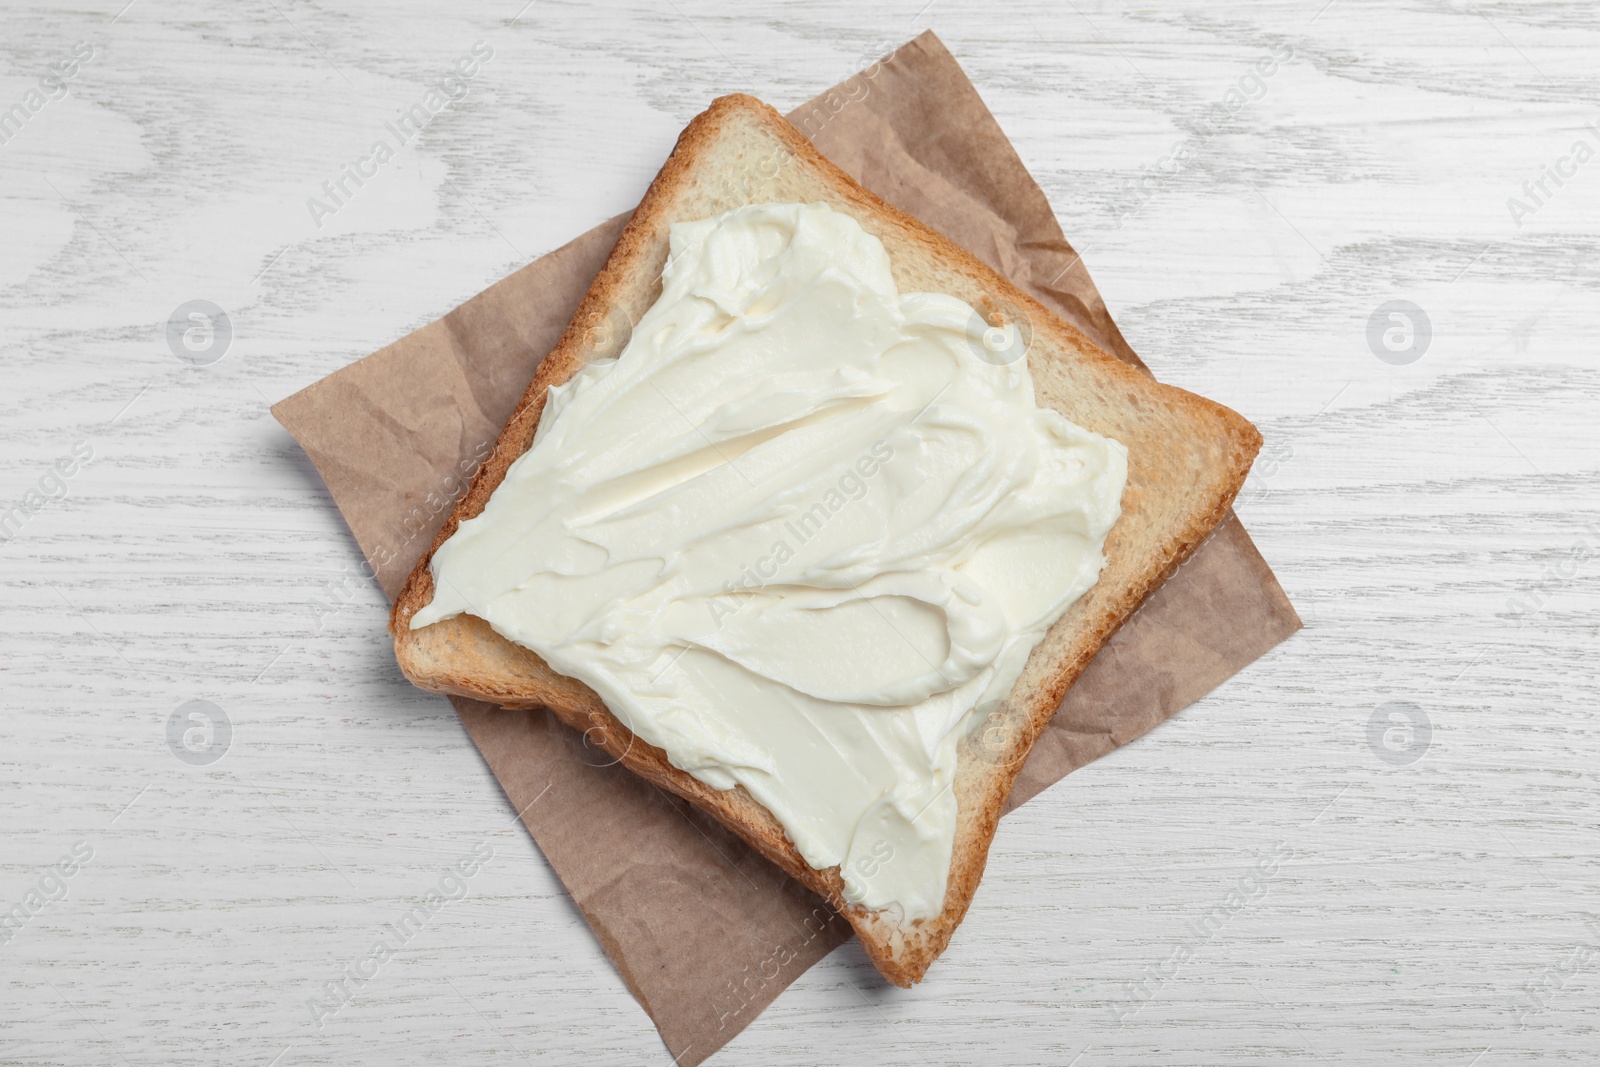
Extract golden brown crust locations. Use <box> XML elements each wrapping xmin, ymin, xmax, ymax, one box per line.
<box><xmin>388</xmin><ymin>94</ymin><xmax>1261</xmax><ymax>987</ymax></box>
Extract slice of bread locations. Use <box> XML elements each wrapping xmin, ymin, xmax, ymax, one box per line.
<box><xmin>389</xmin><ymin>94</ymin><xmax>1260</xmax><ymax>987</ymax></box>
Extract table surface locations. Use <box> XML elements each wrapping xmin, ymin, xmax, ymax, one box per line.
<box><xmin>4</xmin><ymin>2</ymin><xmax>1597</xmax><ymax>1065</ymax></box>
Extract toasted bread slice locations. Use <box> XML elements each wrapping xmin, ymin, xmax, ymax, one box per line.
<box><xmin>389</xmin><ymin>94</ymin><xmax>1260</xmax><ymax>986</ymax></box>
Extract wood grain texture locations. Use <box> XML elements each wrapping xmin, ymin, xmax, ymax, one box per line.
<box><xmin>1</xmin><ymin>2</ymin><xmax>1595</xmax><ymax>1065</ymax></box>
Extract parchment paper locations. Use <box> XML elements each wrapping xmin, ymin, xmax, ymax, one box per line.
<box><xmin>272</xmin><ymin>31</ymin><xmax>1301</xmax><ymax>1066</ymax></box>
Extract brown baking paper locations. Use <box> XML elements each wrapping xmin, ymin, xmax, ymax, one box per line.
<box><xmin>272</xmin><ymin>30</ymin><xmax>1300</xmax><ymax>1066</ymax></box>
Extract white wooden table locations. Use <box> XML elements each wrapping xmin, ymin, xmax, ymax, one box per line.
<box><xmin>3</xmin><ymin>2</ymin><xmax>1596</xmax><ymax>1064</ymax></box>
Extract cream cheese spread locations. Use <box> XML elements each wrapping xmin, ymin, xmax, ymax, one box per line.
<box><xmin>411</xmin><ymin>202</ymin><xmax>1128</xmax><ymax>921</ymax></box>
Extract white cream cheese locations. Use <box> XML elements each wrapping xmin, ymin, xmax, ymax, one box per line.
<box><xmin>411</xmin><ymin>202</ymin><xmax>1128</xmax><ymax>921</ymax></box>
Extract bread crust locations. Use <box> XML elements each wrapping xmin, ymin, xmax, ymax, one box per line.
<box><xmin>388</xmin><ymin>94</ymin><xmax>1261</xmax><ymax>987</ymax></box>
